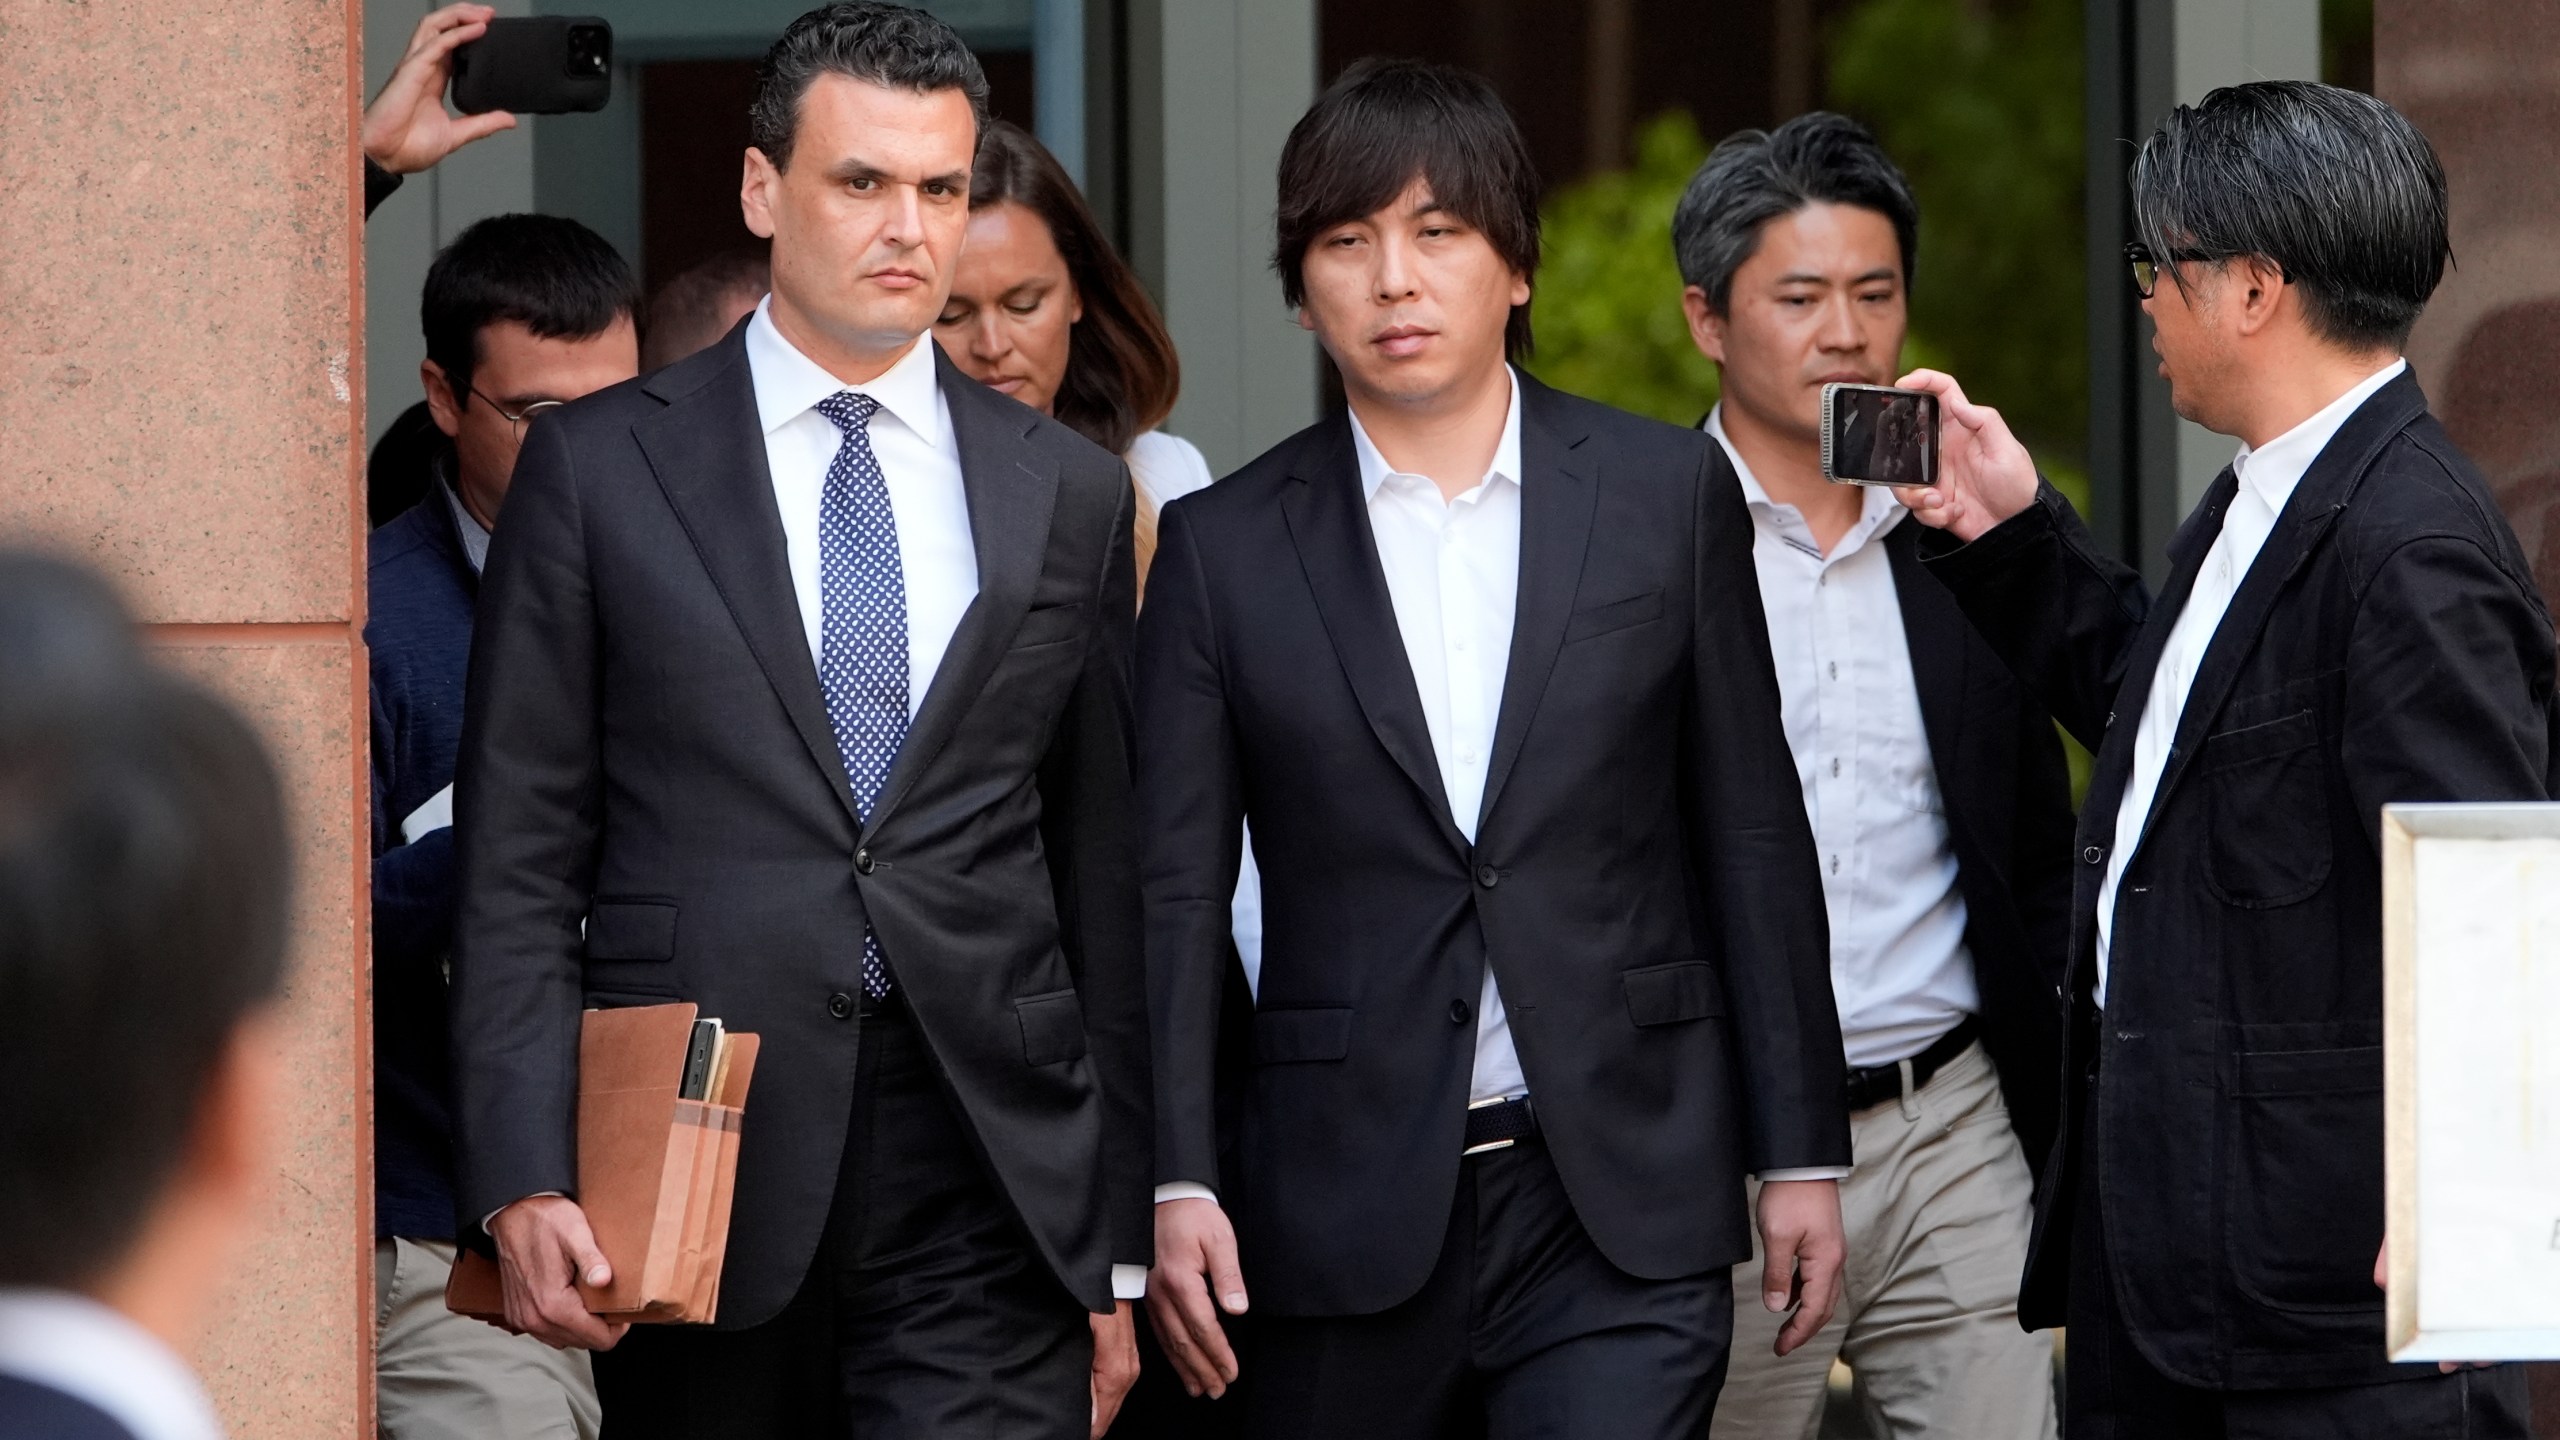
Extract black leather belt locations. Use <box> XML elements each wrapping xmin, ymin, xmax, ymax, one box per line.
<box><xmin>1463</xmin><ymin>1096</ymin><xmax>1537</xmax><ymax>1155</ymax></box>
<box><xmin>1843</xmin><ymin>1017</ymin><xmax>1979</xmax><ymax>1114</ymax></box>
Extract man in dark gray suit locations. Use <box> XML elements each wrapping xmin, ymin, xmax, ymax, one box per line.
<box><xmin>449</xmin><ymin>6</ymin><xmax>1147</xmax><ymax>1436</ymax></box>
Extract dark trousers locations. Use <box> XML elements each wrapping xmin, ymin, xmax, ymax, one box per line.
<box><xmin>595</xmin><ymin>997</ymin><xmax>1091</xmax><ymax>1439</ymax></box>
<box><xmin>2065</xmin><ymin>1117</ymin><xmax>2529</xmax><ymax>1438</ymax></box>
<box><xmin>1241</xmin><ymin>1133</ymin><xmax>1734</xmax><ymax>1440</ymax></box>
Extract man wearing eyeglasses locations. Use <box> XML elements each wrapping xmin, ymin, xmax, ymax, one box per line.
<box><xmin>1900</xmin><ymin>81</ymin><xmax>2551</xmax><ymax>1437</ymax></box>
<box><xmin>367</xmin><ymin>212</ymin><xmax>638</xmax><ymax>1440</ymax></box>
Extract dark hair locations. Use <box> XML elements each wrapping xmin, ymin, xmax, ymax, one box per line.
<box><xmin>0</xmin><ymin>551</ymin><xmax>290</xmax><ymax>1289</ymax></box>
<box><xmin>642</xmin><ymin>250</ymin><xmax>772</xmax><ymax>371</ymax></box>
<box><xmin>1670</xmin><ymin>111</ymin><xmax>1920</xmax><ymax>312</ymax></box>
<box><xmin>2132</xmin><ymin>80</ymin><xmax>2450</xmax><ymax>352</ymax></box>
<box><xmin>969</xmin><ymin>121</ymin><xmax>1179</xmax><ymax>455</ymax></box>
<box><xmin>421</xmin><ymin>213</ymin><xmax>639</xmax><ymax>400</ymax></box>
<box><xmin>1274</xmin><ymin>59</ymin><xmax>1542</xmax><ymax>359</ymax></box>
<box><xmin>751</xmin><ymin>2</ymin><xmax>989</xmax><ymax>174</ymax></box>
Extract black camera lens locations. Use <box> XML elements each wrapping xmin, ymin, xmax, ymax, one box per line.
<box><xmin>565</xmin><ymin>23</ymin><xmax>610</xmax><ymax>77</ymax></box>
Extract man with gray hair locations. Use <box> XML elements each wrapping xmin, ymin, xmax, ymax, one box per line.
<box><xmin>1671</xmin><ymin>112</ymin><xmax>2072</xmax><ymax>1440</ymax></box>
<box><xmin>1901</xmin><ymin>80</ymin><xmax>2549</xmax><ymax>1435</ymax></box>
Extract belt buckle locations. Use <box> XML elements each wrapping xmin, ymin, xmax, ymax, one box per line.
<box><xmin>1462</xmin><ymin>1095</ymin><xmax>1518</xmax><ymax>1156</ymax></box>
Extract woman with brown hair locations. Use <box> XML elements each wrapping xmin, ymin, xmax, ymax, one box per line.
<box><xmin>934</xmin><ymin>120</ymin><xmax>1214</xmax><ymax>594</ymax></box>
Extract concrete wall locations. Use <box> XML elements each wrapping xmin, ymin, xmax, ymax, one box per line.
<box><xmin>1125</xmin><ymin>0</ymin><xmax>1319</xmax><ymax>476</ymax></box>
<box><xmin>0</xmin><ymin>1</ymin><xmax>372</xmax><ymax>1436</ymax></box>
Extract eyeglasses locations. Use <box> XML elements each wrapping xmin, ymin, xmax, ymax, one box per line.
<box><xmin>2124</xmin><ymin>241</ymin><xmax>2211</xmax><ymax>298</ymax></box>
<box><xmin>469</xmin><ymin>387</ymin><xmax>567</xmax><ymax>439</ymax></box>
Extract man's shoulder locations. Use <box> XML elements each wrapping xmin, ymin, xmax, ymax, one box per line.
<box><xmin>1521</xmin><ymin>375</ymin><xmax>1711</xmax><ymax>465</ymax></box>
<box><xmin>1159</xmin><ymin>419</ymin><xmax>1326</xmax><ymax>533</ymax></box>
<box><xmin>2336</xmin><ymin>411</ymin><xmax>2532</xmax><ymax>575</ymax></box>
<box><xmin>0</xmin><ymin>1374</ymin><xmax>139</xmax><ymax>1440</ymax></box>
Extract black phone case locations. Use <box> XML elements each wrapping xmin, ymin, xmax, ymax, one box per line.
<box><xmin>449</xmin><ymin>16</ymin><xmax>613</xmax><ymax>117</ymax></box>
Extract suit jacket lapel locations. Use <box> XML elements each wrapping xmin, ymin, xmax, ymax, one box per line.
<box><xmin>1476</xmin><ymin>380</ymin><xmax>1598</xmax><ymax>831</ymax></box>
<box><xmin>633</xmin><ymin>330</ymin><xmax>863</xmax><ymax>827</ymax></box>
<box><xmin>862</xmin><ymin>349</ymin><xmax>1059</xmax><ymax>837</ymax></box>
<box><xmin>1885</xmin><ymin>521</ymin><xmax>1973</xmax><ymax>837</ymax></box>
<box><xmin>2138</xmin><ymin>372</ymin><xmax>2423</xmax><ymax>826</ymax></box>
<box><xmin>1280</xmin><ymin>417</ymin><xmax>1471</xmax><ymax>858</ymax></box>
<box><xmin>2078</xmin><ymin>472</ymin><xmax>2231</xmax><ymax>840</ymax></box>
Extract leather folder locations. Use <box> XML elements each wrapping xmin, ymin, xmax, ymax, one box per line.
<box><xmin>447</xmin><ymin>1003</ymin><xmax>756</xmax><ymax>1326</ymax></box>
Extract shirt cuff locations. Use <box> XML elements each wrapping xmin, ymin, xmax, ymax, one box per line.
<box><xmin>1111</xmin><ymin>1264</ymin><xmax>1148</xmax><ymax>1301</ymax></box>
<box><xmin>1155</xmin><ymin>1181</ymin><xmax>1218</xmax><ymax>1205</ymax></box>
<box><xmin>1756</xmin><ymin>1167</ymin><xmax>1852</xmax><ymax>1183</ymax></box>
<box><xmin>482</xmin><ymin>1192</ymin><xmax>565</xmax><ymax>1232</ymax></box>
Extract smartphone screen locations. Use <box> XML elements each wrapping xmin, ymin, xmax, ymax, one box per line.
<box><xmin>1822</xmin><ymin>384</ymin><xmax>1937</xmax><ymax>488</ymax></box>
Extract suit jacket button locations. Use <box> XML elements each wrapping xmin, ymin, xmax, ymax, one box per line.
<box><xmin>2081</xmin><ymin>845</ymin><xmax>2103</xmax><ymax>865</ymax></box>
<box><xmin>1475</xmin><ymin>865</ymin><xmax>1500</xmax><ymax>889</ymax></box>
<box><xmin>855</xmin><ymin>849</ymin><xmax>875</xmax><ymax>875</ymax></box>
<box><xmin>828</xmin><ymin>992</ymin><xmax>854</xmax><ymax>1020</ymax></box>
<box><xmin>1451</xmin><ymin>998</ymin><xmax>1473</xmax><ymax>1024</ymax></box>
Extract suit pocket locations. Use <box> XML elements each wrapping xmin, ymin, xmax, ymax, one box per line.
<box><xmin>1252</xmin><ymin>1006</ymin><xmax>1354</xmax><ymax>1064</ymax></box>
<box><xmin>1622</xmin><ymin>961</ymin><xmax>1726</xmax><ymax>1027</ymax></box>
<box><xmin>1015</xmin><ymin>988</ymin><xmax>1089</xmax><ymax>1067</ymax></box>
<box><xmin>2224</xmin><ymin>1043</ymin><xmax>2383</xmax><ymax>1312</ymax></box>
<box><xmin>2202</xmin><ymin>709</ymin><xmax>2331</xmax><ymax>908</ymax></box>
<box><xmin>1563</xmin><ymin>588</ymin><xmax>1664</xmax><ymax>644</ymax></box>
<box><xmin>586</xmin><ymin>900</ymin><xmax>676</xmax><ymax>961</ymax></box>
<box><xmin>1011</xmin><ymin>602</ymin><xmax>1089</xmax><ymax>650</ymax></box>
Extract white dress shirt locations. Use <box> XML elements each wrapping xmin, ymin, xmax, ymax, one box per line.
<box><xmin>1708</xmin><ymin>410</ymin><xmax>1979</xmax><ymax>1069</ymax></box>
<box><xmin>746</xmin><ymin>298</ymin><xmax>978</xmax><ymax>700</ymax></box>
<box><xmin>749</xmin><ymin>306</ymin><xmax>1147</xmax><ymax>1301</ymax></box>
<box><xmin>0</xmin><ymin>1289</ymin><xmax>222</xmax><ymax>1440</ymax></box>
<box><xmin>2094</xmin><ymin>358</ymin><xmax>2407</xmax><ymax>1005</ymax></box>
<box><xmin>1353</xmin><ymin>371</ymin><xmax>1532</xmax><ymax>1107</ymax></box>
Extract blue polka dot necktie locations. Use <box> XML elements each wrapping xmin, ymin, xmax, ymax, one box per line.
<box><xmin>815</xmin><ymin>391</ymin><xmax>907</xmax><ymax>999</ymax></box>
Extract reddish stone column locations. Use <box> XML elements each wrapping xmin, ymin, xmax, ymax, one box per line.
<box><xmin>0</xmin><ymin>1</ymin><xmax>371</xmax><ymax>1436</ymax></box>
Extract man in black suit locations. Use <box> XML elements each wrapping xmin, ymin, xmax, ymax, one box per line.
<box><xmin>0</xmin><ymin>553</ymin><xmax>292</xmax><ymax>1440</ymax></box>
<box><xmin>449</xmin><ymin>6</ymin><xmax>1146</xmax><ymax>1436</ymax></box>
<box><xmin>1673</xmin><ymin>113</ymin><xmax>2073</xmax><ymax>1440</ymax></box>
<box><xmin>1140</xmin><ymin>60</ymin><xmax>1849</xmax><ymax>1437</ymax></box>
<box><xmin>1899</xmin><ymin>81</ymin><xmax>2549</xmax><ymax>1437</ymax></box>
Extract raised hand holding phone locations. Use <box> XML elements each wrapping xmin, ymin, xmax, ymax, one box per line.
<box><xmin>361</xmin><ymin>4</ymin><xmax>518</xmax><ymax>176</ymax></box>
<box><xmin>1888</xmin><ymin>368</ymin><xmax>2042</xmax><ymax>543</ymax></box>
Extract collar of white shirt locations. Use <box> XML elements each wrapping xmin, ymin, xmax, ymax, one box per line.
<box><xmin>2226</xmin><ymin>357</ymin><xmax>2408</xmax><ymax>518</ymax></box>
<box><xmin>1702</xmin><ymin>403</ymin><xmax>1904</xmax><ymax>556</ymax></box>
<box><xmin>0</xmin><ymin>1289</ymin><xmax>222</xmax><ymax>1440</ymax></box>
<box><xmin>1347</xmin><ymin>367</ymin><xmax>1525</xmax><ymax>500</ymax></box>
<box><xmin>743</xmin><ymin>296</ymin><xmax>948</xmax><ymax>451</ymax></box>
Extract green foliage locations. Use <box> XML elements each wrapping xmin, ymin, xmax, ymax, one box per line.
<box><xmin>1523</xmin><ymin>113</ymin><xmax>1721</xmax><ymax>426</ymax></box>
<box><xmin>1528</xmin><ymin>0</ymin><xmax>2086</xmax><ymax>467</ymax></box>
<box><xmin>1827</xmin><ymin>0</ymin><xmax>2087</xmax><ymax>463</ymax></box>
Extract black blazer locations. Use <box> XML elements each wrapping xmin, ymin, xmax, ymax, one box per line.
<box><xmin>1138</xmin><ymin>375</ymin><xmax>1849</xmax><ymax>1318</ymax></box>
<box><xmin>1874</xmin><ymin>502</ymin><xmax>2078</xmax><ymax>1174</ymax></box>
<box><xmin>1922</xmin><ymin>370</ymin><xmax>2559</xmax><ymax>1387</ymax></box>
<box><xmin>449</xmin><ymin>329</ymin><xmax>1149</xmax><ymax>1325</ymax></box>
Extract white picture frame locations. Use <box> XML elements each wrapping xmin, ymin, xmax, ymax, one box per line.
<box><xmin>2383</xmin><ymin>802</ymin><xmax>2560</xmax><ymax>1361</ymax></box>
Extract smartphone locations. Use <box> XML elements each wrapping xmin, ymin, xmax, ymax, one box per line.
<box><xmin>448</xmin><ymin>16</ymin><xmax>613</xmax><ymax>116</ymax></box>
<box><xmin>1820</xmin><ymin>383</ymin><xmax>1938</xmax><ymax>488</ymax></box>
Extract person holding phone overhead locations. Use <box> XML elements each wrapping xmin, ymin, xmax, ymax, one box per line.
<box><xmin>1672</xmin><ymin>113</ymin><xmax>2072</xmax><ymax>1440</ymax></box>
<box><xmin>1898</xmin><ymin>82</ymin><xmax>2549</xmax><ymax>1436</ymax></box>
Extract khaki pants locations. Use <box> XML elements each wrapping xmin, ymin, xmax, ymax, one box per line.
<box><xmin>1712</xmin><ymin>1041</ymin><xmax>2057</xmax><ymax>1440</ymax></box>
<box><xmin>375</xmin><ymin>1237</ymin><xmax>601</xmax><ymax>1440</ymax></box>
